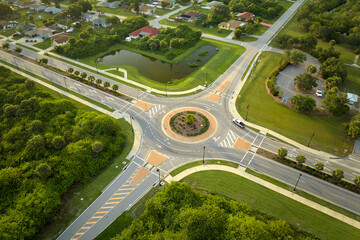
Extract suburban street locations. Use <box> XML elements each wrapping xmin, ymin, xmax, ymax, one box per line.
<box><xmin>1</xmin><ymin>0</ymin><xmax>360</xmax><ymax>239</ymax></box>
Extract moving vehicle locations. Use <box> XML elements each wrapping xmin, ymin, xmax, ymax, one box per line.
<box><xmin>233</xmin><ymin>118</ymin><xmax>245</xmax><ymax>128</ymax></box>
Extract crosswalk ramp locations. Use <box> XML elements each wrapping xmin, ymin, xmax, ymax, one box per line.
<box><xmin>147</xmin><ymin>104</ymin><xmax>166</xmax><ymax>118</ymax></box>
<box><xmin>219</xmin><ymin>130</ymin><xmax>238</xmax><ymax>148</ymax></box>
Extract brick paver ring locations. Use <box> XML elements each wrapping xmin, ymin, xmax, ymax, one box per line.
<box><xmin>161</xmin><ymin>107</ymin><xmax>218</xmax><ymax>143</ymax></box>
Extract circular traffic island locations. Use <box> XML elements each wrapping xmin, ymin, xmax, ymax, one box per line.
<box><xmin>162</xmin><ymin>107</ymin><xmax>217</xmax><ymax>143</ymax></box>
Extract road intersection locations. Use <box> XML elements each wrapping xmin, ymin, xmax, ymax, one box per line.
<box><xmin>1</xmin><ymin>0</ymin><xmax>360</xmax><ymax>239</ymax></box>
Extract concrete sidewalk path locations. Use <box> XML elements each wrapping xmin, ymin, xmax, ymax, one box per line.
<box><xmin>166</xmin><ymin>165</ymin><xmax>360</xmax><ymax>229</ymax></box>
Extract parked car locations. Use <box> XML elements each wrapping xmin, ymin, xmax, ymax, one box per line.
<box><xmin>233</xmin><ymin>118</ymin><xmax>245</xmax><ymax>128</ymax></box>
<box><xmin>12</xmin><ymin>33</ymin><xmax>19</xmax><ymax>37</ymax></box>
<box><xmin>316</xmin><ymin>89</ymin><xmax>323</xmax><ymax>97</ymax></box>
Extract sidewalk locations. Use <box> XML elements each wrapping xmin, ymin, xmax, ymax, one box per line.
<box><xmin>166</xmin><ymin>165</ymin><xmax>360</xmax><ymax>229</ymax></box>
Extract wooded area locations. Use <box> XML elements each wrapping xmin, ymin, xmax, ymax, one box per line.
<box><xmin>113</xmin><ymin>182</ymin><xmax>317</xmax><ymax>240</ymax></box>
<box><xmin>0</xmin><ymin>66</ymin><xmax>127</xmax><ymax>239</ymax></box>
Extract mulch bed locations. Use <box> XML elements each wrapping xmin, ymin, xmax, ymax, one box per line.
<box><xmin>170</xmin><ymin>111</ymin><xmax>209</xmax><ymax>137</ymax></box>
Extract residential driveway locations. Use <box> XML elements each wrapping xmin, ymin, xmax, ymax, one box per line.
<box><xmin>277</xmin><ymin>54</ymin><xmax>325</xmax><ymax>107</ymax></box>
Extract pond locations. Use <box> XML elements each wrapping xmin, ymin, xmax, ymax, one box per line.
<box><xmin>97</xmin><ymin>45</ymin><xmax>218</xmax><ymax>83</ymax></box>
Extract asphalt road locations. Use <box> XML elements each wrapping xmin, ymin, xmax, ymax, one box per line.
<box><xmin>1</xmin><ymin>0</ymin><xmax>360</xmax><ymax>239</ymax></box>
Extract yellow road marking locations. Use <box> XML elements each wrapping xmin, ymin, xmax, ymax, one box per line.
<box><xmin>110</xmin><ymin>197</ymin><xmax>125</xmax><ymax>200</ymax></box>
<box><xmin>100</xmin><ymin>206</ymin><xmax>114</xmax><ymax>209</ymax></box>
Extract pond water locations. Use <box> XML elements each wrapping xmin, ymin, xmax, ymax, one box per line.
<box><xmin>97</xmin><ymin>45</ymin><xmax>218</xmax><ymax>83</ymax></box>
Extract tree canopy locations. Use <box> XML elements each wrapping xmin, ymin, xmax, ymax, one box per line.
<box><xmin>0</xmin><ymin>66</ymin><xmax>127</xmax><ymax>239</ymax></box>
<box><xmin>290</xmin><ymin>94</ymin><xmax>316</xmax><ymax>113</ymax></box>
<box><xmin>322</xmin><ymin>87</ymin><xmax>349</xmax><ymax>116</ymax></box>
<box><xmin>294</xmin><ymin>73</ymin><xmax>317</xmax><ymax>91</ymax></box>
<box><xmin>283</xmin><ymin>49</ymin><xmax>306</xmax><ymax>65</ymax></box>
<box><xmin>229</xmin><ymin>0</ymin><xmax>283</xmax><ymax>19</ymax></box>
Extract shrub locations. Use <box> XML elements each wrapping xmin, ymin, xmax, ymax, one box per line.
<box><xmin>186</xmin><ymin>114</ymin><xmax>194</xmax><ymax>124</ymax></box>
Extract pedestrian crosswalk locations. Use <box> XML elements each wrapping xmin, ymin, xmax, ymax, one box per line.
<box><xmin>218</xmin><ymin>130</ymin><xmax>238</xmax><ymax>148</ymax></box>
<box><xmin>147</xmin><ymin>104</ymin><xmax>166</xmax><ymax>118</ymax></box>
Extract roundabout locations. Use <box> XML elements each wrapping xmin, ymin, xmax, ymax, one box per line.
<box><xmin>162</xmin><ymin>107</ymin><xmax>217</xmax><ymax>143</ymax></box>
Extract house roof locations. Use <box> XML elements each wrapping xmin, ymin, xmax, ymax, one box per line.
<box><xmin>0</xmin><ymin>20</ymin><xmax>10</xmax><ymax>26</ymax></box>
<box><xmin>236</xmin><ymin>12</ymin><xmax>255</xmax><ymax>19</ymax></box>
<box><xmin>129</xmin><ymin>25</ymin><xmax>160</xmax><ymax>38</ymax></box>
<box><xmin>93</xmin><ymin>17</ymin><xmax>106</xmax><ymax>25</ymax></box>
<box><xmin>25</xmin><ymin>27</ymin><xmax>53</xmax><ymax>36</ymax></box>
<box><xmin>206</xmin><ymin>1</ymin><xmax>224</xmax><ymax>6</ymax></box>
<box><xmin>347</xmin><ymin>93</ymin><xmax>358</xmax><ymax>102</ymax></box>
<box><xmin>218</xmin><ymin>20</ymin><xmax>244</xmax><ymax>28</ymax></box>
<box><xmin>51</xmin><ymin>32</ymin><xmax>70</xmax><ymax>43</ymax></box>
<box><xmin>18</xmin><ymin>23</ymin><xmax>36</xmax><ymax>32</ymax></box>
<box><xmin>139</xmin><ymin>5</ymin><xmax>156</xmax><ymax>12</ymax></box>
<box><xmin>183</xmin><ymin>11</ymin><xmax>200</xmax><ymax>17</ymax></box>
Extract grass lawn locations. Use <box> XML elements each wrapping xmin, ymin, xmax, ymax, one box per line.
<box><xmin>170</xmin><ymin>159</ymin><xmax>239</xmax><ymax>177</ymax></box>
<box><xmin>233</xmin><ymin>35</ymin><xmax>259</xmax><ymax>42</ymax></box>
<box><xmin>159</xmin><ymin>19</ymin><xmax>231</xmax><ymax>38</ymax></box>
<box><xmin>94</xmin><ymin>186</ymin><xmax>162</xmax><ymax>240</ymax></box>
<box><xmin>262</xmin><ymin>0</ymin><xmax>294</xmax><ymax>24</ymax></box>
<box><xmin>342</xmin><ymin>66</ymin><xmax>360</xmax><ymax>95</ymax></box>
<box><xmin>96</xmin><ymin>6</ymin><xmax>155</xmax><ymax>20</ymax></box>
<box><xmin>36</xmin><ymin>117</ymin><xmax>134</xmax><ymax>240</ymax></box>
<box><xmin>0</xmin><ymin>28</ymin><xmax>16</xmax><ymax>37</ymax></box>
<box><xmin>236</xmin><ymin>51</ymin><xmax>353</xmax><ymax>157</ymax></box>
<box><xmin>78</xmin><ymin>37</ymin><xmax>245</xmax><ymax>92</ymax></box>
<box><xmin>250</xmin><ymin>24</ymin><xmax>269</xmax><ymax>36</ymax></box>
<box><xmin>107</xmin><ymin>69</ymin><xmax>125</xmax><ymax>78</ymax></box>
<box><xmin>182</xmin><ymin>170</ymin><xmax>360</xmax><ymax>240</ymax></box>
<box><xmin>34</xmin><ymin>38</ymin><xmax>52</xmax><ymax>49</ymax></box>
<box><xmin>16</xmin><ymin>43</ymin><xmax>40</xmax><ymax>52</ymax></box>
<box><xmin>156</xmin><ymin>6</ymin><xmax>180</xmax><ymax>16</ymax></box>
<box><xmin>271</xmin><ymin>6</ymin><xmax>357</xmax><ymax>65</ymax></box>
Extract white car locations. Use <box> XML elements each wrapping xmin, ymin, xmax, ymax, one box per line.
<box><xmin>66</xmin><ymin>28</ymin><xmax>74</xmax><ymax>33</ymax></box>
<box><xmin>316</xmin><ymin>89</ymin><xmax>323</xmax><ymax>97</ymax></box>
<box><xmin>233</xmin><ymin>118</ymin><xmax>245</xmax><ymax>128</ymax></box>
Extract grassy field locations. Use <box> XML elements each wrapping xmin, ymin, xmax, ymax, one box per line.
<box><xmin>94</xmin><ymin>186</ymin><xmax>162</xmax><ymax>240</ymax></box>
<box><xmin>16</xmin><ymin>43</ymin><xmax>40</xmax><ymax>52</ymax></box>
<box><xmin>34</xmin><ymin>38</ymin><xmax>52</xmax><ymax>49</ymax></box>
<box><xmin>182</xmin><ymin>170</ymin><xmax>360</xmax><ymax>240</ymax></box>
<box><xmin>37</xmin><ymin>117</ymin><xmax>134</xmax><ymax>240</ymax></box>
<box><xmin>96</xmin><ymin>6</ymin><xmax>138</xmax><ymax>17</ymax></box>
<box><xmin>233</xmin><ymin>35</ymin><xmax>259</xmax><ymax>42</ymax></box>
<box><xmin>170</xmin><ymin>159</ymin><xmax>239</xmax><ymax>176</ymax></box>
<box><xmin>250</xmin><ymin>24</ymin><xmax>269</xmax><ymax>36</ymax></box>
<box><xmin>271</xmin><ymin>6</ymin><xmax>358</xmax><ymax>65</ymax></box>
<box><xmin>156</xmin><ymin>6</ymin><xmax>180</xmax><ymax>16</ymax></box>
<box><xmin>159</xmin><ymin>19</ymin><xmax>231</xmax><ymax>38</ymax></box>
<box><xmin>236</xmin><ymin>51</ymin><xmax>353</xmax><ymax>157</ymax></box>
<box><xmin>78</xmin><ymin>38</ymin><xmax>245</xmax><ymax>91</ymax></box>
<box><xmin>342</xmin><ymin>66</ymin><xmax>360</xmax><ymax>95</ymax></box>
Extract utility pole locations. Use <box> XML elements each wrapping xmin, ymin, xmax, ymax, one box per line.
<box><xmin>293</xmin><ymin>173</ymin><xmax>302</xmax><ymax>191</ymax></box>
<box><xmin>202</xmin><ymin>146</ymin><xmax>205</xmax><ymax>164</ymax></box>
<box><xmin>157</xmin><ymin>168</ymin><xmax>161</xmax><ymax>186</ymax></box>
<box><xmin>13</xmin><ymin>56</ymin><xmax>19</xmax><ymax>69</ymax></box>
<box><xmin>307</xmin><ymin>129</ymin><xmax>316</xmax><ymax>147</ymax></box>
<box><xmin>246</xmin><ymin>104</ymin><xmax>250</xmax><ymax>121</ymax></box>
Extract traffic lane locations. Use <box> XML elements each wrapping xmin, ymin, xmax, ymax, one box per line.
<box><xmin>249</xmin><ymin>155</ymin><xmax>360</xmax><ymax>215</ymax></box>
<box><xmin>80</xmin><ymin>173</ymin><xmax>158</xmax><ymax>240</ymax></box>
<box><xmin>57</xmin><ymin>162</ymin><xmax>140</xmax><ymax>240</ymax></box>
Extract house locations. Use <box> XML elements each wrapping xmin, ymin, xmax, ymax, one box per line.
<box><xmin>29</xmin><ymin>4</ymin><xmax>46</xmax><ymax>12</ymax></box>
<box><xmin>206</xmin><ymin>1</ymin><xmax>224</xmax><ymax>7</ymax></box>
<box><xmin>218</xmin><ymin>20</ymin><xmax>246</xmax><ymax>31</ymax></box>
<box><xmin>25</xmin><ymin>27</ymin><xmax>54</xmax><ymax>38</ymax></box>
<box><xmin>92</xmin><ymin>17</ymin><xmax>112</xmax><ymax>28</ymax></box>
<box><xmin>44</xmin><ymin>7</ymin><xmax>63</xmax><ymax>14</ymax></box>
<box><xmin>175</xmin><ymin>11</ymin><xmax>204</xmax><ymax>22</ymax></box>
<box><xmin>15</xmin><ymin>1</ymin><xmax>34</xmax><ymax>8</ymax></box>
<box><xmin>236</xmin><ymin>12</ymin><xmax>255</xmax><ymax>21</ymax></box>
<box><xmin>82</xmin><ymin>12</ymin><xmax>98</xmax><ymax>22</ymax></box>
<box><xmin>49</xmin><ymin>23</ymin><xmax>67</xmax><ymax>31</ymax></box>
<box><xmin>129</xmin><ymin>25</ymin><xmax>160</xmax><ymax>39</ymax></box>
<box><xmin>102</xmin><ymin>1</ymin><xmax>120</xmax><ymax>8</ymax></box>
<box><xmin>139</xmin><ymin>5</ymin><xmax>157</xmax><ymax>15</ymax></box>
<box><xmin>17</xmin><ymin>23</ymin><xmax>36</xmax><ymax>33</ymax></box>
<box><xmin>0</xmin><ymin>20</ymin><xmax>15</xmax><ymax>30</ymax></box>
<box><xmin>51</xmin><ymin>32</ymin><xmax>70</xmax><ymax>45</ymax></box>
<box><xmin>347</xmin><ymin>93</ymin><xmax>358</xmax><ymax>105</ymax></box>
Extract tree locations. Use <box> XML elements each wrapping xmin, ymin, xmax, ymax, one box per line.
<box><xmin>283</xmin><ymin>49</ymin><xmax>306</xmax><ymax>64</ymax></box>
<box><xmin>332</xmin><ymin>168</ymin><xmax>344</xmax><ymax>182</ymax></box>
<box><xmin>26</xmin><ymin>135</ymin><xmax>45</xmax><ymax>153</ymax></box>
<box><xmin>14</xmin><ymin>47</ymin><xmax>22</xmax><ymax>53</ymax></box>
<box><xmin>74</xmin><ymin>70</ymin><xmax>80</xmax><ymax>76</ymax></box>
<box><xmin>307</xmin><ymin>65</ymin><xmax>316</xmax><ymax>74</ymax></box>
<box><xmin>192</xmin><ymin>0</ymin><xmax>198</xmax><ymax>9</ymax></box>
<box><xmin>315</xmin><ymin>162</ymin><xmax>324</xmax><ymax>171</ymax></box>
<box><xmin>208</xmin><ymin>5</ymin><xmax>230</xmax><ymax>25</ymax></box>
<box><xmin>39</xmin><ymin>58</ymin><xmax>48</xmax><ymax>64</ymax></box>
<box><xmin>35</xmin><ymin>163</ymin><xmax>52</xmax><ymax>178</ymax></box>
<box><xmin>104</xmin><ymin>81</ymin><xmax>110</xmax><ymax>88</ymax></box>
<box><xmin>96</xmin><ymin>78</ymin><xmax>102</xmax><ymax>84</ymax></box>
<box><xmin>186</xmin><ymin>114</ymin><xmax>194</xmax><ymax>124</ymax></box>
<box><xmin>88</xmin><ymin>75</ymin><xmax>95</xmax><ymax>82</ymax></box>
<box><xmin>112</xmin><ymin>84</ymin><xmax>119</xmax><ymax>91</ymax></box>
<box><xmin>41</xmin><ymin>0</ymin><xmax>51</xmax><ymax>5</ymax></box>
<box><xmin>52</xmin><ymin>136</ymin><xmax>66</xmax><ymax>149</ymax></box>
<box><xmin>68</xmin><ymin>67</ymin><xmax>74</xmax><ymax>74</ymax></box>
<box><xmin>329</xmin><ymin>39</ymin><xmax>336</xmax><ymax>46</ymax></box>
<box><xmin>2</xmin><ymin>42</ymin><xmax>9</xmax><ymax>49</ymax></box>
<box><xmin>92</xmin><ymin>141</ymin><xmax>103</xmax><ymax>153</ymax></box>
<box><xmin>0</xmin><ymin>3</ymin><xmax>12</xmax><ymax>19</ymax></box>
<box><xmin>294</xmin><ymin>73</ymin><xmax>317</xmax><ymax>91</ymax></box>
<box><xmin>80</xmin><ymin>72</ymin><xmax>87</xmax><ymax>79</ymax></box>
<box><xmin>322</xmin><ymin>87</ymin><xmax>349</xmax><ymax>116</ymax></box>
<box><xmin>290</xmin><ymin>94</ymin><xmax>316</xmax><ymax>113</ymax></box>
<box><xmin>296</xmin><ymin>154</ymin><xmax>306</xmax><ymax>165</ymax></box>
<box><xmin>133</xmin><ymin>0</ymin><xmax>140</xmax><ymax>14</ymax></box>
<box><xmin>354</xmin><ymin>176</ymin><xmax>360</xmax><ymax>188</ymax></box>
<box><xmin>277</xmin><ymin>147</ymin><xmax>287</xmax><ymax>159</ymax></box>
<box><xmin>348</xmin><ymin>115</ymin><xmax>360</xmax><ymax>139</ymax></box>
<box><xmin>320</xmin><ymin>57</ymin><xmax>347</xmax><ymax>80</ymax></box>
<box><xmin>17</xmin><ymin>25</ymin><xmax>24</xmax><ymax>34</ymax></box>
<box><xmin>234</xmin><ymin>29</ymin><xmax>242</xmax><ymax>39</ymax></box>
<box><xmin>325</xmin><ymin>76</ymin><xmax>342</xmax><ymax>89</ymax></box>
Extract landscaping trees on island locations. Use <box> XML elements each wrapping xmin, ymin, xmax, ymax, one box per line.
<box><xmin>294</xmin><ymin>73</ymin><xmax>317</xmax><ymax>91</ymax></box>
<box><xmin>296</xmin><ymin>154</ymin><xmax>306</xmax><ymax>165</ymax></box>
<box><xmin>332</xmin><ymin>168</ymin><xmax>344</xmax><ymax>182</ymax></box>
<box><xmin>354</xmin><ymin>176</ymin><xmax>360</xmax><ymax>188</ymax></box>
<box><xmin>283</xmin><ymin>49</ymin><xmax>306</xmax><ymax>65</ymax></box>
<box><xmin>112</xmin><ymin>84</ymin><xmax>119</xmax><ymax>91</ymax></box>
<box><xmin>320</xmin><ymin>57</ymin><xmax>347</xmax><ymax>80</ymax></box>
<box><xmin>277</xmin><ymin>147</ymin><xmax>288</xmax><ymax>159</ymax></box>
<box><xmin>186</xmin><ymin>114</ymin><xmax>194</xmax><ymax>124</ymax></box>
<box><xmin>307</xmin><ymin>65</ymin><xmax>316</xmax><ymax>74</ymax></box>
<box><xmin>68</xmin><ymin>67</ymin><xmax>74</xmax><ymax>74</ymax></box>
<box><xmin>74</xmin><ymin>70</ymin><xmax>80</xmax><ymax>76</ymax></box>
<box><xmin>14</xmin><ymin>47</ymin><xmax>22</xmax><ymax>53</ymax></box>
<box><xmin>290</xmin><ymin>94</ymin><xmax>316</xmax><ymax>113</ymax></box>
<box><xmin>96</xmin><ymin>78</ymin><xmax>102</xmax><ymax>85</ymax></box>
<box><xmin>315</xmin><ymin>162</ymin><xmax>324</xmax><ymax>171</ymax></box>
<box><xmin>2</xmin><ymin>42</ymin><xmax>9</xmax><ymax>49</ymax></box>
<box><xmin>325</xmin><ymin>76</ymin><xmax>342</xmax><ymax>89</ymax></box>
<box><xmin>104</xmin><ymin>81</ymin><xmax>110</xmax><ymax>88</ymax></box>
<box><xmin>80</xmin><ymin>72</ymin><xmax>87</xmax><ymax>79</ymax></box>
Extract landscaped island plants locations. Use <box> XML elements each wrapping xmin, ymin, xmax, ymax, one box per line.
<box><xmin>170</xmin><ymin>111</ymin><xmax>210</xmax><ymax>137</ymax></box>
<box><xmin>0</xmin><ymin>66</ymin><xmax>128</xmax><ymax>239</ymax></box>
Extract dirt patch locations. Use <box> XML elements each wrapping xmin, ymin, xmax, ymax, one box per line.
<box><xmin>170</xmin><ymin>111</ymin><xmax>209</xmax><ymax>137</ymax></box>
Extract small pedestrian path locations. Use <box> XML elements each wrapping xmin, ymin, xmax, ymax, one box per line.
<box><xmin>166</xmin><ymin>165</ymin><xmax>360</xmax><ymax>229</ymax></box>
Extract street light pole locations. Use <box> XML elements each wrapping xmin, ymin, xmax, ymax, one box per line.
<box><xmin>246</xmin><ymin>104</ymin><xmax>250</xmax><ymax>121</ymax></box>
<box><xmin>293</xmin><ymin>173</ymin><xmax>302</xmax><ymax>191</ymax></box>
<box><xmin>63</xmin><ymin>76</ymin><xmax>68</xmax><ymax>91</ymax></box>
<box><xmin>13</xmin><ymin>56</ymin><xmax>19</xmax><ymax>69</ymax></box>
<box><xmin>165</xmin><ymin>82</ymin><xmax>167</xmax><ymax>97</ymax></box>
<box><xmin>95</xmin><ymin>61</ymin><xmax>99</xmax><ymax>74</ymax></box>
<box><xmin>157</xmin><ymin>168</ymin><xmax>161</xmax><ymax>186</ymax></box>
<box><xmin>202</xmin><ymin>146</ymin><xmax>205</xmax><ymax>164</ymax></box>
<box><xmin>307</xmin><ymin>129</ymin><xmax>316</xmax><ymax>147</ymax></box>
<box><xmin>130</xmin><ymin>116</ymin><xmax>133</xmax><ymax>132</ymax></box>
